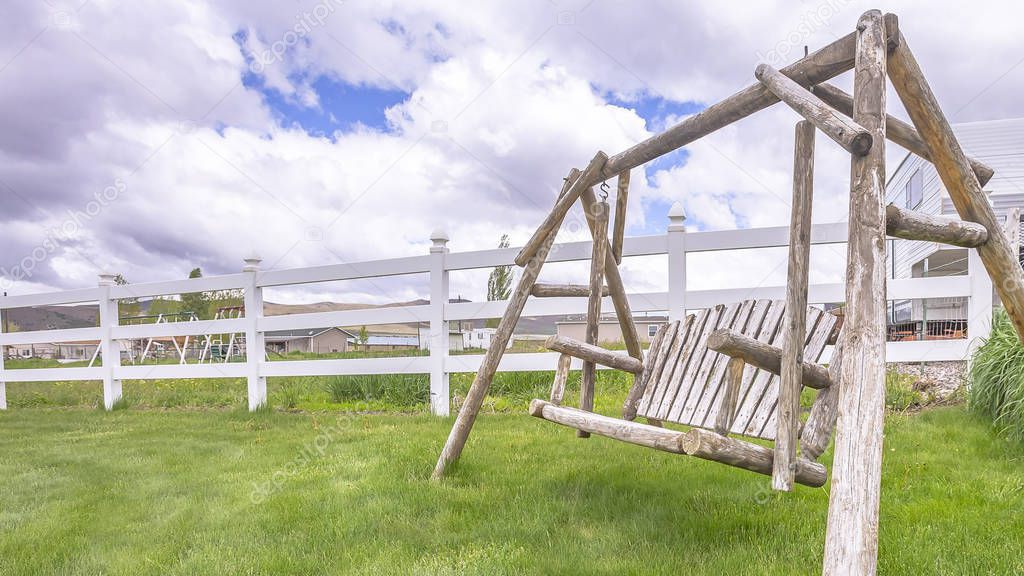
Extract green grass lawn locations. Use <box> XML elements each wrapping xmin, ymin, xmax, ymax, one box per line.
<box><xmin>0</xmin><ymin>402</ymin><xmax>1022</xmax><ymax>575</ymax></box>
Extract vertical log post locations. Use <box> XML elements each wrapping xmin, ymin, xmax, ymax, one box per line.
<box><xmin>611</xmin><ymin>171</ymin><xmax>630</xmax><ymax>264</ymax></box>
<box><xmin>550</xmin><ymin>352</ymin><xmax>572</xmax><ymax>405</ymax></box>
<box><xmin>888</xmin><ymin>32</ymin><xmax>1024</xmax><ymax>344</ymax></box>
<box><xmin>579</xmin><ymin>188</ymin><xmax>643</xmax><ymax>362</ymax></box>
<box><xmin>714</xmin><ymin>356</ymin><xmax>745</xmax><ymax>435</ymax></box>
<box><xmin>433</xmin><ymin>168</ymin><xmax>581</xmax><ymax>479</ymax></box>
<box><xmin>775</xmin><ymin>120</ymin><xmax>815</xmax><ymax>492</ymax></box>
<box><xmin>800</xmin><ymin>337</ymin><xmax>844</xmax><ymax>461</ymax></box>
<box><xmin>823</xmin><ymin>10</ymin><xmax>888</xmax><ymax>576</ymax></box>
<box><xmin>579</xmin><ymin>198</ymin><xmax>610</xmax><ymax>437</ymax></box>
<box><xmin>1005</xmin><ymin>207</ymin><xmax>1021</xmax><ymax>258</ymax></box>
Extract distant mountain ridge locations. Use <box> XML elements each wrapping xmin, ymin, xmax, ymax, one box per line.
<box><xmin>4</xmin><ymin>298</ymin><xmax>564</xmax><ymax>335</ymax></box>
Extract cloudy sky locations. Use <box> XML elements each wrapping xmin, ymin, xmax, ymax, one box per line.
<box><xmin>2</xmin><ymin>1</ymin><xmax>1022</xmax><ymax>306</ymax></box>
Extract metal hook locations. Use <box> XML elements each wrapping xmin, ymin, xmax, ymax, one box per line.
<box><xmin>599</xmin><ymin>181</ymin><xmax>610</xmax><ymax>202</ymax></box>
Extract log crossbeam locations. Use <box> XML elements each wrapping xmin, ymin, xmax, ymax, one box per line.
<box><xmin>756</xmin><ymin>64</ymin><xmax>872</xmax><ymax>155</ymax></box>
<box><xmin>811</xmin><ymin>83</ymin><xmax>995</xmax><ymax>187</ymax></box>
<box><xmin>885</xmin><ymin>204</ymin><xmax>989</xmax><ymax>248</ymax></box>
<box><xmin>532</xmin><ymin>283</ymin><xmax>610</xmax><ymax>298</ymax></box>
<box><xmin>529</xmin><ymin>400</ymin><xmax>828</xmax><ymax>487</ymax></box>
<box><xmin>707</xmin><ymin>329</ymin><xmax>833</xmax><ymax>390</ymax></box>
<box><xmin>545</xmin><ymin>335</ymin><xmax>644</xmax><ymax>374</ymax></box>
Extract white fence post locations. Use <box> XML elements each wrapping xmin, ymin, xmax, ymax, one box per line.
<box><xmin>0</xmin><ymin>306</ymin><xmax>6</xmax><ymax>410</ymax></box>
<box><xmin>98</xmin><ymin>272</ymin><xmax>122</xmax><ymax>410</ymax></box>
<box><xmin>967</xmin><ymin>247</ymin><xmax>994</xmax><ymax>362</ymax></box>
<box><xmin>667</xmin><ymin>202</ymin><xmax>688</xmax><ymax>322</ymax></box>
<box><xmin>429</xmin><ymin>229</ymin><xmax>450</xmax><ymax>416</ymax></box>
<box><xmin>243</xmin><ymin>255</ymin><xmax>267</xmax><ymax>410</ymax></box>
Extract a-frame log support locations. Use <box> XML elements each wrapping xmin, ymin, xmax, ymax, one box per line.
<box><xmin>823</xmin><ymin>10</ymin><xmax>889</xmax><ymax>575</ymax></box>
<box><xmin>888</xmin><ymin>31</ymin><xmax>1024</xmax><ymax>344</ymax></box>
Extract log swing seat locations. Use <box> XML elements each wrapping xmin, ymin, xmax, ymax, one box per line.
<box><xmin>531</xmin><ymin>300</ymin><xmax>842</xmax><ymax>488</ymax></box>
<box><xmin>431</xmin><ymin>9</ymin><xmax>1024</xmax><ymax>574</ymax></box>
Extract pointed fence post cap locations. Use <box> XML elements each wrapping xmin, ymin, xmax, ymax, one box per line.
<box><xmin>668</xmin><ymin>202</ymin><xmax>687</xmax><ymax>232</ymax></box>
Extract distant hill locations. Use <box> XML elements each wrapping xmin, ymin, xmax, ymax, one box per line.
<box><xmin>2</xmin><ymin>297</ymin><xmax>566</xmax><ymax>336</ymax></box>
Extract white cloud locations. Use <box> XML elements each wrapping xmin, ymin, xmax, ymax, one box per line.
<box><xmin>3</xmin><ymin>0</ymin><xmax>1024</xmax><ymax>306</ymax></box>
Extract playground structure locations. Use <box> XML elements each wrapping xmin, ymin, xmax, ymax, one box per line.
<box><xmin>117</xmin><ymin>305</ymin><xmax>248</xmax><ymax>364</ymax></box>
<box><xmin>432</xmin><ymin>10</ymin><xmax>1024</xmax><ymax>576</ymax></box>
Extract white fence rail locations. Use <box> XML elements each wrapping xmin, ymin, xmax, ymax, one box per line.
<box><xmin>0</xmin><ymin>210</ymin><xmax>993</xmax><ymax>413</ymax></box>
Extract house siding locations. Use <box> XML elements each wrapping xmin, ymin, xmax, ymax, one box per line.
<box><xmin>888</xmin><ymin>118</ymin><xmax>1024</xmax><ymax>280</ymax></box>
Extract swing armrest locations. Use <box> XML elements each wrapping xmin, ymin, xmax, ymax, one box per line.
<box><xmin>714</xmin><ymin>357</ymin><xmax>746</xmax><ymax>435</ymax></box>
<box><xmin>544</xmin><ymin>336</ymin><xmax>643</xmax><ymax>374</ymax></box>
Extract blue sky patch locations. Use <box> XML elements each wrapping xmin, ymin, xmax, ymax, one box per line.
<box><xmin>242</xmin><ymin>72</ymin><xmax>408</xmax><ymax>138</ymax></box>
<box><xmin>235</xmin><ymin>29</ymin><xmax>409</xmax><ymax>138</ymax></box>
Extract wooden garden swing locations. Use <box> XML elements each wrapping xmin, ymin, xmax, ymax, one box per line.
<box><xmin>433</xmin><ymin>10</ymin><xmax>1024</xmax><ymax>575</ymax></box>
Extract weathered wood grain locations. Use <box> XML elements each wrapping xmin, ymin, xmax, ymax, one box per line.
<box><xmin>714</xmin><ymin>357</ymin><xmax>746</xmax><ymax>435</ymax></box>
<box><xmin>550</xmin><ymin>352</ymin><xmax>572</xmax><ymax>405</ymax></box>
<box><xmin>612</xmin><ymin>170</ymin><xmax>630</xmax><ymax>264</ymax></box>
<box><xmin>579</xmin><ymin>186</ymin><xmax>644</xmax><ymax>362</ymax></box>
<box><xmin>889</xmin><ymin>30</ymin><xmax>1024</xmax><ymax>343</ymax></box>
<box><xmin>623</xmin><ymin>320</ymin><xmax>671</xmax><ymax>420</ymax></box>
<box><xmin>707</xmin><ymin>328</ymin><xmax>833</xmax><ymax>390</ymax></box>
<box><xmin>531</xmin><ymin>283</ymin><xmax>610</xmax><ymax>298</ymax></box>
<box><xmin>432</xmin><ymin>168</ymin><xmax>581</xmax><ymax>480</ymax></box>
<box><xmin>579</xmin><ymin>200</ymin><xmax>610</xmax><ymax>437</ymax></box>
<box><xmin>636</xmin><ymin>318</ymin><xmax>687</xmax><ymax>417</ymax></box>
<box><xmin>775</xmin><ymin>119</ymin><xmax>815</xmax><ymax>492</ymax></box>
<box><xmin>885</xmin><ymin>203</ymin><xmax>988</xmax><ymax>247</ymax></box>
<box><xmin>681</xmin><ymin>428</ymin><xmax>827</xmax><ymax>488</ymax></box>
<box><xmin>545</xmin><ymin>335</ymin><xmax>644</xmax><ymax>374</ymax></box>
<box><xmin>756</xmin><ymin>65</ymin><xmax>872</xmax><ymax>155</ymax></box>
<box><xmin>800</xmin><ymin>334</ymin><xmax>844</xmax><ymax>461</ymax></box>
<box><xmin>755</xmin><ymin>307</ymin><xmax>836</xmax><ymax>438</ymax></box>
<box><xmin>694</xmin><ymin>300</ymin><xmax>757</xmax><ymax>428</ymax></box>
<box><xmin>812</xmin><ymin>82</ymin><xmax>994</xmax><ymax>186</ymax></box>
<box><xmin>530</xmin><ymin>399</ymin><xmax>686</xmax><ymax>453</ymax></box>
<box><xmin>1005</xmin><ymin>208</ymin><xmax>1021</xmax><ymax>258</ymax></box>
<box><xmin>823</xmin><ymin>11</ymin><xmax>888</xmax><ymax>575</ymax></box>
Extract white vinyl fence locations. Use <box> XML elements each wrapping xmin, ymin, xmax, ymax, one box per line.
<box><xmin>0</xmin><ymin>206</ymin><xmax>993</xmax><ymax>414</ymax></box>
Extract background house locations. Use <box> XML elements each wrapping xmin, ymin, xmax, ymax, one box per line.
<box><xmin>360</xmin><ymin>335</ymin><xmax>420</xmax><ymax>352</ymax></box>
<box><xmin>264</xmin><ymin>328</ymin><xmax>354</xmax><ymax>355</ymax></box>
<box><xmin>555</xmin><ymin>315</ymin><xmax>669</xmax><ymax>345</ymax></box>
<box><xmin>462</xmin><ymin>327</ymin><xmax>513</xmax><ymax>350</ymax></box>
<box><xmin>417</xmin><ymin>325</ymin><xmax>466</xmax><ymax>352</ymax></box>
<box><xmin>886</xmin><ymin>117</ymin><xmax>1024</xmax><ymax>339</ymax></box>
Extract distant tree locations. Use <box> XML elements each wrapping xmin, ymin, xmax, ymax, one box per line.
<box><xmin>148</xmin><ymin>297</ymin><xmax>182</xmax><ymax>317</ymax></box>
<box><xmin>181</xmin><ymin>267</ymin><xmax>209</xmax><ymax>319</ymax></box>
<box><xmin>358</xmin><ymin>325</ymin><xmax>369</xmax><ymax>348</ymax></box>
<box><xmin>486</xmin><ymin>234</ymin><xmax>513</xmax><ymax>328</ymax></box>
<box><xmin>113</xmin><ymin>273</ymin><xmax>142</xmax><ymax>319</ymax></box>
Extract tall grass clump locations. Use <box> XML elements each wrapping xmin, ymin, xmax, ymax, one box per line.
<box><xmin>969</xmin><ymin>308</ymin><xmax>1024</xmax><ymax>442</ymax></box>
<box><xmin>324</xmin><ymin>374</ymin><xmax>428</xmax><ymax>406</ymax></box>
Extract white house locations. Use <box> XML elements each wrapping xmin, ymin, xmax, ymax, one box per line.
<box><xmin>886</xmin><ymin>117</ymin><xmax>1024</xmax><ymax>337</ymax></box>
<box><xmin>416</xmin><ymin>326</ymin><xmax>466</xmax><ymax>352</ymax></box>
<box><xmin>462</xmin><ymin>327</ymin><xmax>514</xmax><ymax>350</ymax></box>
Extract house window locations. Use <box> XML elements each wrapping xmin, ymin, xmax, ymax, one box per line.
<box><xmin>648</xmin><ymin>324</ymin><xmax>660</xmax><ymax>337</ymax></box>
<box><xmin>905</xmin><ymin>168</ymin><xmax>923</xmax><ymax>209</ymax></box>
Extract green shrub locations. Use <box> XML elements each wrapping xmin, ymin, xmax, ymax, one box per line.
<box><xmin>969</xmin><ymin>308</ymin><xmax>1024</xmax><ymax>442</ymax></box>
